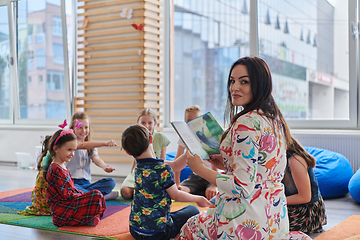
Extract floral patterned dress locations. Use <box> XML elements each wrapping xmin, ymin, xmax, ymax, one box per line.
<box><xmin>17</xmin><ymin>169</ymin><xmax>51</xmax><ymax>216</ymax></box>
<box><xmin>180</xmin><ymin>110</ymin><xmax>311</xmax><ymax>240</ymax></box>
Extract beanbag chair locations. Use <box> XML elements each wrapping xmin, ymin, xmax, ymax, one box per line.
<box><xmin>166</xmin><ymin>151</ymin><xmax>193</xmax><ymax>182</ymax></box>
<box><xmin>348</xmin><ymin>168</ymin><xmax>360</xmax><ymax>203</ymax></box>
<box><xmin>305</xmin><ymin>147</ymin><xmax>353</xmax><ymax>199</ymax></box>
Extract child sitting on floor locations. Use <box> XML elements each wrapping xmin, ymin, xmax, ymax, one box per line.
<box><xmin>44</xmin><ymin>122</ymin><xmax>106</xmax><ymax>227</ymax></box>
<box><xmin>121</xmin><ymin>108</ymin><xmax>171</xmax><ymax>199</ymax></box>
<box><xmin>122</xmin><ymin>124</ymin><xmax>210</xmax><ymax>239</ymax></box>
<box><xmin>18</xmin><ymin>119</ymin><xmax>117</xmax><ymax>216</ymax></box>
<box><xmin>67</xmin><ymin>112</ymin><xmax>118</xmax><ymax>200</ymax></box>
<box><xmin>174</xmin><ymin>105</ymin><xmax>218</xmax><ymax>201</ymax></box>
<box><xmin>18</xmin><ymin>135</ymin><xmax>53</xmax><ymax>216</ymax></box>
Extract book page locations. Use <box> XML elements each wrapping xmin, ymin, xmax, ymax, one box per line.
<box><xmin>186</xmin><ymin>112</ymin><xmax>223</xmax><ymax>156</ymax></box>
<box><xmin>170</xmin><ymin>121</ymin><xmax>209</xmax><ymax>159</ymax></box>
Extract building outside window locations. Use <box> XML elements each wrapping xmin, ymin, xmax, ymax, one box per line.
<box><xmin>52</xmin><ymin>42</ymin><xmax>64</xmax><ymax>64</ymax></box>
<box><xmin>0</xmin><ymin>0</ymin><xmax>71</xmax><ymax>122</ymax></box>
<box><xmin>35</xmin><ymin>24</ymin><xmax>45</xmax><ymax>43</ymax></box>
<box><xmin>36</xmin><ymin>48</ymin><xmax>46</xmax><ymax>69</ymax></box>
<box><xmin>171</xmin><ymin>0</ymin><xmax>352</xmax><ymax>129</ymax></box>
<box><xmin>172</xmin><ymin>0</ymin><xmax>250</xmax><ymax>122</ymax></box>
<box><xmin>52</xmin><ymin>15</ymin><xmax>62</xmax><ymax>37</ymax></box>
<box><xmin>46</xmin><ymin>70</ymin><xmax>64</xmax><ymax>91</ymax></box>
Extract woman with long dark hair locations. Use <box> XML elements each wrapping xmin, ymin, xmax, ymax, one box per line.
<box><xmin>180</xmin><ymin>56</ymin><xmax>311</xmax><ymax>239</ymax></box>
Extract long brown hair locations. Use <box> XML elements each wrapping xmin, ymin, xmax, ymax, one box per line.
<box><xmin>70</xmin><ymin>112</ymin><xmax>93</xmax><ymax>155</ymax></box>
<box><xmin>287</xmin><ymin>136</ymin><xmax>316</xmax><ymax>168</ymax></box>
<box><xmin>37</xmin><ymin>135</ymin><xmax>52</xmax><ymax>171</ymax></box>
<box><xmin>221</xmin><ymin>56</ymin><xmax>291</xmax><ymax>146</ymax></box>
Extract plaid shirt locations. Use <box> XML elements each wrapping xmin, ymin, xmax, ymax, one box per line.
<box><xmin>46</xmin><ymin>163</ymin><xmax>106</xmax><ymax>227</ymax></box>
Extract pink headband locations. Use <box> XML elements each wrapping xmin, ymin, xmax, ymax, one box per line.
<box><xmin>54</xmin><ymin>119</ymin><xmax>82</xmax><ymax>145</ymax></box>
<box><xmin>54</xmin><ymin>129</ymin><xmax>74</xmax><ymax>145</ymax></box>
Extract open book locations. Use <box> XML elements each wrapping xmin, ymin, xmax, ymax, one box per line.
<box><xmin>170</xmin><ymin>112</ymin><xmax>224</xmax><ymax>159</ymax></box>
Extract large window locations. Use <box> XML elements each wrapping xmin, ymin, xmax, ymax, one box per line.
<box><xmin>0</xmin><ymin>0</ymin><xmax>71</xmax><ymax>124</ymax></box>
<box><xmin>258</xmin><ymin>0</ymin><xmax>349</xmax><ymax>122</ymax></box>
<box><xmin>172</xmin><ymin>0</ymin><xmax>250</xmax><ymax>122</ymax></box>
<box><xmin>171</xmin><ymin>0</ymin><xmax>358</xmax><ymax>129</ymax></box>
<box><xmin>0</xmin><ymin>4</ymin><xmax>10</xmax><ymax>120</ymax></box>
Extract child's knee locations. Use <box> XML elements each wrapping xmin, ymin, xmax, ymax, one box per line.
<box><xmin>120</xmin><ymin>187</ymin><xmax>134</xmax><ymax>199</ymax></box>
<box><xmin>108</xmin><ymin>178</ymin><xmax>116</xmax><ymax>189</ymax></box>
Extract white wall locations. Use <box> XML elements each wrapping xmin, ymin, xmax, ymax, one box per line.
<box><xmin>2</xmin><ymin>127</ymin><xmax>360</xmax><ymax>177</ymax></box>
<box><xmin>0</xmin><ymin>126</ymin><xmax>180</xmax><ymax>177</ymax></box>
<box><xmin>0</xmin><ymin>126</ymin><xmax>56</xmax><ymax>164</ymax></box>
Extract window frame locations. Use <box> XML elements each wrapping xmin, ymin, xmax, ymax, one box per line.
<box><xmin>0</xmin><ymin>0</ymin><xmax>71</xmax><ymax>126</ymax></box>
<box><xmin>165</xmin><ymin>0</ymin><xmax>360</xmax><ymax>130</ymax></box>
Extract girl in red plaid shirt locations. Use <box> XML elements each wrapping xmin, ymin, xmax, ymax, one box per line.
<box><xmin>44</xmin><ymin>127</ymin><xmax>106</xmax><ymax>227</ymax></box>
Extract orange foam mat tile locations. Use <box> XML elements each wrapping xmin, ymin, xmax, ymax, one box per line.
<box><xmin>314</xmin><ymin>215</ymin><xmax>360</xmax><ymax>240</ymax></box>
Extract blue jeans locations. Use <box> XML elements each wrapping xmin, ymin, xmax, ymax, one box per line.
<box><xmin>73</xmin><ymin>178</ymin><xmax>115</xmax><ymax>196</ymax></box>
<box><xmin>129</xmin><ymin>205</ymin><xmax>199</xmax><ymax>240</ymax></box>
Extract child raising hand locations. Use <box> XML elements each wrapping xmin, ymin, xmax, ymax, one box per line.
<box><xmin>18</xmin><ymin>114</ymin><xmax>118</xmax><ymax>217</ymax></box>
<box><xmin>66</xmin><ymin>112</ymin><xmax>119</xmax><ymax>200</ymax></box>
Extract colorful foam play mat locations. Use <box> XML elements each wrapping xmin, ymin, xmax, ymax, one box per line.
<box><xmin>0</xmin><ymin>187</ymin><xmax>206</xmax><ymax>239</ymax></box>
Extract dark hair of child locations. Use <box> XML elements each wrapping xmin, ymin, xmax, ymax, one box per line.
<box><xmin>283</xmin><ymin>136</ymin><xmax>316</xmax><ymax>186</ymax></box>
<box><xmin>286</xmin><ymin>136</ymin><xmax>316</xmax><ymax>168</ymax></box>
<box><xmin>42</xmin><ymin>129</ymin><xmax>77</xmax><ymax>180</ymax></box>
<box><xmin>70</xmin><ymin>112</ymin><xmax>93</xmax><ymax>155</ymax></box>
<box><xmin>121</xmin><ymin>124</ymin><xmax>151</xmax><ymax>157</ymax></box>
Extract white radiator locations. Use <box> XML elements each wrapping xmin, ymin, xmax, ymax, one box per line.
<box><xmin>293</xmin><ymin>133</ymin><xmax>360</xmax><ymax>173</ymax></box>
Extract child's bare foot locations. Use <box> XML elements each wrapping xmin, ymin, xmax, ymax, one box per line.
<box><xmin>87</xmin><ymin>216</ymin><xmax>100</xmax><ymax>227</ymax></box>
<box><xmin>104</xmin><ymin>191</ymin><xmax>119</xmax><ymax>200</ymax></box>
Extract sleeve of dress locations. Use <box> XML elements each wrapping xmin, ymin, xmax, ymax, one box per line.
<box><xmin>216</xmin><ymin>113</ymin><xmax>261</xmax><ymax>198</ymax></box>
<box><xmin>54</xmin><ymin>167</ymin><xmax>79</xmax><ymax>200</ymax></box>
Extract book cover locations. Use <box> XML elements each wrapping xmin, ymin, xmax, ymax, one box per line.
<box><xmin>170</xmin><ymin>112</ymin><xmax>224</xmax><ymax>159</ymax></box>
